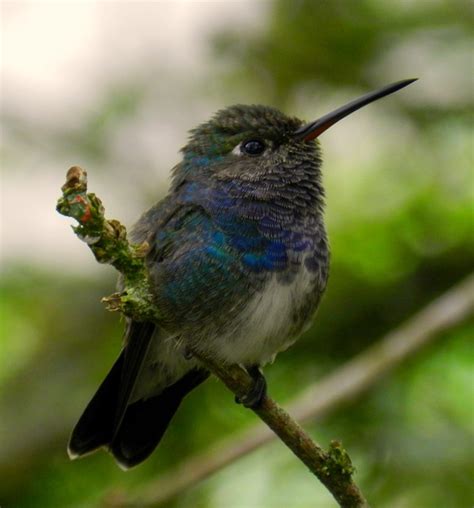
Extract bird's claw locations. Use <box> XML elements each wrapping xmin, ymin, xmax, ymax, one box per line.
<box><xmin>235</xmin><ymin>366</ymin><xmax>267</xmax><ymax>409</ymax></box>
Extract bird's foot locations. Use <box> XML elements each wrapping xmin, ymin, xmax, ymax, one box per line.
<box><xmin>235</xmin><ymin>365</ymin><xmax>267</xmax><ymax>409</ymax></box>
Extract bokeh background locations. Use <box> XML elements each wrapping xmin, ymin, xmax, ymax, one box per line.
<box><xmin>1</xmin><ymin>1</ymin><xmax>473</xmax><ymax>507</ymax></box>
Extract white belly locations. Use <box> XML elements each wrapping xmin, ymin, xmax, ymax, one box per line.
<box><xmin>133</xmin><ymin>265</ymin><xmax>320</xmax><ymax>401</ymax></box>
<box><xmin>213</xmin><ymin>266</ymin><xmax>318</xmax><ymax>366</ymax></box>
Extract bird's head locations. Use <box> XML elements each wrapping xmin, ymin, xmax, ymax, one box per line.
<box><xmin>174</xmin><ymin>79</ymin><xmax>417</xmax><ymax>188</ymax></box>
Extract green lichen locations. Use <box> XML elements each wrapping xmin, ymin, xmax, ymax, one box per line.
<box><xmin>57</xmin><ymin>166</ymin><xmax>157</xmax><ymax>320</ymax></box>
<box><xmin>323</xmin><ymin>440</ymin><xmax>355</xmax><ymax>478</ymax></box>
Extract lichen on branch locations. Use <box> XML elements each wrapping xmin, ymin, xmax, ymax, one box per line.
<box><xmin>56</xmin><ymin>166</ymin><xmax>156</xmax><ymax>322</ymax></box>
<box><xmin>56</xmin><ymin>166</ymin><xmax>148</xmax><ymax>284</ymax></box>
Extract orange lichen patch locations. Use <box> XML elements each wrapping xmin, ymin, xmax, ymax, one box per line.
<box><xmin>73</xmin><ymin>195</ymin><xmax>92</xmax><ymax>223</ymax></box>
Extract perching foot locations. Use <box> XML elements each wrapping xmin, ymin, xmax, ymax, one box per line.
<box><xmin>235</xmin><ymin>365</ymin><xmax>267</xmax><ymax>409</ymax></box>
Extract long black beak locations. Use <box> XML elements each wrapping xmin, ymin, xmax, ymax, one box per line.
<box><xmin>293</xmin><ymin>78</ymin><xmax>417</xmax><ymax>142</ymax></box>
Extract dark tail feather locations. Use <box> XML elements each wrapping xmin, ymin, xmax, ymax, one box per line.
<box><xmin>68</xmin><ymin>319</ymin><xmax>209</xmax><ymax>468</ymax></box>
<box><xmin>109</xmin><ymin>368</ymin><xmax>209</xmax><ymax>469</ymax></box>
<box><xmin>68</xmin><ymin>353</ymin><xmax>124</xmax><ymax>458</ymax></box>
<box><xmin>68</xmin><ymin>321</ymin><xmax>155</xmax><ymax>460</ymax></box>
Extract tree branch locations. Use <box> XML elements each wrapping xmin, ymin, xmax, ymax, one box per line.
<box><xmin>57</xmin><ymin>167</ymin><xmax>369</xmax><ymax>508</ymax></box>
<box><xmin>108</xmin><ymin>272</ymin><xmax>474</xmax><ymax>507</ymax></box>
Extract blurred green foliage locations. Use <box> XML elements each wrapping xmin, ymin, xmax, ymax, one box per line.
<box><xmin>2</xmin><ymin>1</ymin><xmax>473</xmax><ymax>507</ymax></box>
<box><xmin>213</xmin><ymin>0</ymin><xmax>472</xmax><ymax>116</ymax></box>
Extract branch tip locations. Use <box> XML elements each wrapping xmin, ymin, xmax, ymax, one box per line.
<box><xmin>63</xmin><ymin>165</ymin><xmax>88</xmax><ymax>192</ymax></box>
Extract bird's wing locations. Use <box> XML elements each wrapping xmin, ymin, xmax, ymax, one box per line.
<box><xmin>144</xmin><ymin>203</ymin><xmax>267</xmax><ymax>329</ymax></box>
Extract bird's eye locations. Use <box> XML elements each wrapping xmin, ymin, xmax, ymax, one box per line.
<box><xmin>241</xmin><ymin>139</ymin><xmax>266</xmax><ymax>156</ymax></box>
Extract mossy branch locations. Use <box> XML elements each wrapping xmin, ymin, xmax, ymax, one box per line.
<box><xmin>56</xmin><ymin>166</ymin><xmax>157</xmax><ymax>321</ymax></box>
<box><xmin>57</xmin><ymin>166</ymin><xmax>369</xmax><ymax>508</ymax></box>
<box><xmin>57</xmin><ymin>166</ymin><xmax>147</xmax><ymax>283</ymax></box>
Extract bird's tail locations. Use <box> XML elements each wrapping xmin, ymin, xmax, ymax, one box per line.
<box><xmin>67</xmin><ymin>322</ymin><xmax>208</xmax><ymax>469</ymax></box>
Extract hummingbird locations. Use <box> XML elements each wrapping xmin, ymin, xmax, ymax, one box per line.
<box><xmin>68</xmin><ymin>79</ymin><xmax>416</xmax><ymax>469</ymax></box>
